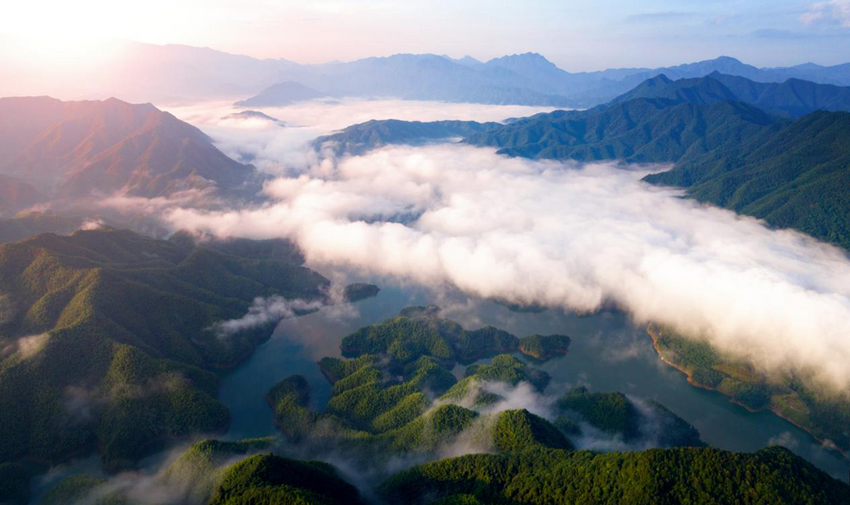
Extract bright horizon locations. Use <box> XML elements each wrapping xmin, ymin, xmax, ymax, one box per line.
<box><xmin>3</xmin><ymin>0</ymin><xmax>850</xmax><ymax>72</ymax></box>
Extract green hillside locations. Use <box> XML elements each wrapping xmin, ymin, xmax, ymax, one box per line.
<box><xmin>648</xmin><ymin>324</ymin><xmax>850</xmax><ymax>455</ymax></box>
<box><xmin>0</xmin><ymin>228</ymin><xmax>330</xmax><ymax>473</ymax></box>
<box><xmin>379</xmin><ymin>446</ymin><xmax>850</xmax><ymax>505</ymax></box>
<box><xmin>314</xmin><ymin>119</ymin><xmax>501</xmax><ymax>156</ymax></box>
<box><xmin>645</xmin><ymin>110</ymin><xmax>850</xmax><ymax>249</ymax></box>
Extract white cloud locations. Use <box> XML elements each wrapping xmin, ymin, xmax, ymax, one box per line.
<box><xmin>802</xmin><ymin>0</ymin><xmax>850</xmax><ymax>28</ymax></box>
<box><xmin>160</xmin><ymin>141</ymin><xmax>850</xmax><ymax>392</ymax></box>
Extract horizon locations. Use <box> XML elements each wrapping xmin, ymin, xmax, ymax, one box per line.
<box><xmin>4</xmin><ymin>1</ymin><xmax>850</xmax><ymax>73</ymax></box>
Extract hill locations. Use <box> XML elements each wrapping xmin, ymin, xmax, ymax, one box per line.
<box><xmin>379</xmin><ymin>446</ymin><xmax>849</xmax><ymax>505</ymax></box>
<box><xmin>0</xmin><ymin>96</ymin><xmax>261</xmax><ymax>200</ymax></box>
<box><xmin>644</xmin><ymin>110</ymin><xmax>850</xmax><ymax>249</ymax></box>
<box><xmin>0</xmin><ymin>228</ymin><xmax>331</xmax><ymax>473</ymax></box>
<box><xmin>313</xmin><ymin>119</ymin><xmax>501</xmax><ymax>157</ymax></box>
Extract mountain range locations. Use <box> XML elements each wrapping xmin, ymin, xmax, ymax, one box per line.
<box><xmin>0</xmin><ymin>96</ymin><xmax>262</xmax><ymax>212</ymax></box>
<box><xmin>7</xmin><ymin>41</ymin><xmax>850</xmax><ymax>107</ymax></box>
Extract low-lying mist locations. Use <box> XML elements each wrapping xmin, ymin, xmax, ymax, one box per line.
<box><xmin>157</xmin><ymin>148</ymin><xmax>850</xmax><ymax>393</ymax></box>
<box><xmin>93</xmin><ymin>98</ymin><xmax>848</xmax><ymax>394</ymax></box>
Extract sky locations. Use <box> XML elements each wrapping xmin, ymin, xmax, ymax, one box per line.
<box><xmin>2</xmin><ymin>0</ymin><xmax>850</xmax><ymax>70</ymax></box>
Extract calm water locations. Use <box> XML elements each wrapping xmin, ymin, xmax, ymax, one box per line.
<box><xmin>219</xmin><ymin>282</ymin><xmax>850</xmax><ymax>482</ymax></box>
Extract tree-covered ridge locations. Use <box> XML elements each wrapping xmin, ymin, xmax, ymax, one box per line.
<box><xmin>208</xmin><ymin>453</ymin><xmax>364</xmax><ymax>505</ymax></box>
<box><xmin>555</xmin><ymin>386</ymin><xmax>704</xmax><ymax>448</ymax></box>
<box><xmin>648</xmin><ymin>324</ymin><xmax>850</xmax><ymax>456</ymax></box>
<box><xmin>644</xmin><ymin>110</ymin><xmax>850</xmax><ymax>250</ymax></box>
<box><xmin>378</xmin><ymin>446</ymin><xmax>850</xmax><ymax>505</ymax></box>
<box><xmin>339</xmin><ymin>306</ymin><xmax>569</xmax><ymax>369</ymax></box>
<box><xmin>313</xmin><ymin>119</ymin><xmax>502</xmax><ymax>157</ymax></box>
<box><xmin>517</xmin><ymin>334</ymin><xmax>570</xmax><ymax>361</ymax></box>
<box><xmin>0</xmin><ymin>228</ymin><xmax>333</xmax><ymax>474</ymax></box>
<box><xmin>464</xmin><ymin>98</ymin><xmax>779</xmax><ymax>163</ymax></box>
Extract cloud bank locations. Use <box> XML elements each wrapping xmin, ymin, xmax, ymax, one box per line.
<box><xmin>156</xmin><ymin>137</ymin><xmax>850</xmax><ymax>392</ymax></box>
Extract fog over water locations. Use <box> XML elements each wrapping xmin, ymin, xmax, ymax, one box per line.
<box><xmin>152</xmin><ymin>98</ymin><xmax>850</xmax><ymax>392</ymax></box>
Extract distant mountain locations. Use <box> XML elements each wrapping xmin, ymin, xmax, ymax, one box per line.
<box><xmin>612</xmin><ymin>72</ymin><xmax>850</xmax><ymax>117</ymax></box>
<box><xmin>0</xmin><ymin>96</ymin><xmax>261</xmax><ymax>200</ymax></box>
<box><xmin>234</xmin><ymin>81</ymin><xmax>327</xmax><ymax>107</ymax></box>
<box><xmin>7</xmin><ymin>40</ymin><xmax>850</xmax><ymax>108</ymax></box>
<box><xmin>235</xmin><ymin>53</ymin><xmax>576</xmax><ymax>107</ymax></box>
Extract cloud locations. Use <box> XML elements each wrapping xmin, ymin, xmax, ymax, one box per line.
<box><xmin>212</xmin><ymin>296</ymin><xmax>328</xmax><ymax>337</ymax></box>
<box><xmin>164</xmin><ymin>98</ymin><xmax>555</xmax><ymax>176</ymax></box>
<box><xmin>153</xmin><ymin>137</ymin><xmax>850</xmax><ymax>393</ymax></box>
<box><xmin>802</xmin><ymin>1</ymin><xmax>850</xmax><ymax>28</ymax></box>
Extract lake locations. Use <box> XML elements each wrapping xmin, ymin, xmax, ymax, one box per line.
<box><xmin>219</xmin><ymin>281</ymin><xmax>850</xmax><ymax>482</ymax></box>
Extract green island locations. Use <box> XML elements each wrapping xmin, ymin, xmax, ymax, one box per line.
<box><xmin>34</xmin><ymin>307</ymin><xmax>849</xmax><ymax>504</ymax></box>
<box><xmin>0</xmin><ymin>228</ymin><xmax>377</xmax><ymax>499</ymax></box>
<box><xmin>647</xmin><ymin>324</ymin><xmax>850</xmax><ymax>456</ymax></box>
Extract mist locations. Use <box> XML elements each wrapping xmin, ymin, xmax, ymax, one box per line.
<box><xmin>147</xmin><ymin>110</ymin><xmax>850</xmax><ymax>393</ymax></box>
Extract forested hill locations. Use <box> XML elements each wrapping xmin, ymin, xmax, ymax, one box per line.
<box><xmin>380</xmin><ymin>446</ymin><xmax>850</xmax><ymax>505</ymax></box>
<box><xmin>0</xmin><ymin>228</ymin><xmax>332</xmax><ymax>474</ymax></box>
<box><xmin>313</xmin><ymin>119</ymin><xmax>501</xmax><ymax>157</ymax></box>
<box><xmin>643</xmin><ymin>110</ymin><xmax>850</xmax><ymax>249</ymax></box>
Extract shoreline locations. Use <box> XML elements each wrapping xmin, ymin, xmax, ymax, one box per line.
<box><xmin>645</xmin><ymin>325</ymin><xmax>848</xmax><ymax>460</ymax></box>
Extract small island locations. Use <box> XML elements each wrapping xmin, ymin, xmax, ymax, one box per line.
<box><xmin>518</xmin><ymin>334</ymin><xmax>571</xmax><ymax>360</ymax></box>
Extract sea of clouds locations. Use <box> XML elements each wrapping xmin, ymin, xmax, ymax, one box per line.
<box><xmin>128</xmin><ymin>98</ymin><xmax>850</xmax><ymax>392</ymax></box>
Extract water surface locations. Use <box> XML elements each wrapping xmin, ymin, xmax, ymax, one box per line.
<box><xmin>219</xmin><ymin>282</ymin><xmax>850</xmax><ymax>481</ymax></box>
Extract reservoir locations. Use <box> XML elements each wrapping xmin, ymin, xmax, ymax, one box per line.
<box><xmin>219</xmin><ymin>281</ymin><xmax>850</xmax><ymax>482</ymax></box>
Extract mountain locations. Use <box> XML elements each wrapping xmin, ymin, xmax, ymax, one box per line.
<box><xmin>233</xmin><ymin>81</ymin><xmax>327</xmax><ymax>107</ymax></box>
<box><xmin>0</xmin><ymin>96</ymin><xmax>261</xmax><ymax>200</ymax></box>
<box><xmin>645</xmin><ymin>110</ymin><xmax>850</xmax><ymax>249</ymax></box>
<box><xmin>0</xmin><ymin>228</ymin><xmax>331</xmax><ymax>472</ymax></box>
<box><xmin>609</xmin><ymin>74</ymin><xmax>738</xmax><ymax>105</ymax></box>
<box><xmin>613</xmin><ymin>72</ymin><xmax>850</xmax><ymax>117</ymax></box>
<box><xmin>464</xmin><ymin>98</ymin><xmax>779</xmax><ymax>162</ymax></box>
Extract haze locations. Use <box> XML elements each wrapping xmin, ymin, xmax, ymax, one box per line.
<box><xmin>4</xmin><ymin>0</ymin><xmax>850</xmax><ymax>75</ymax></box>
